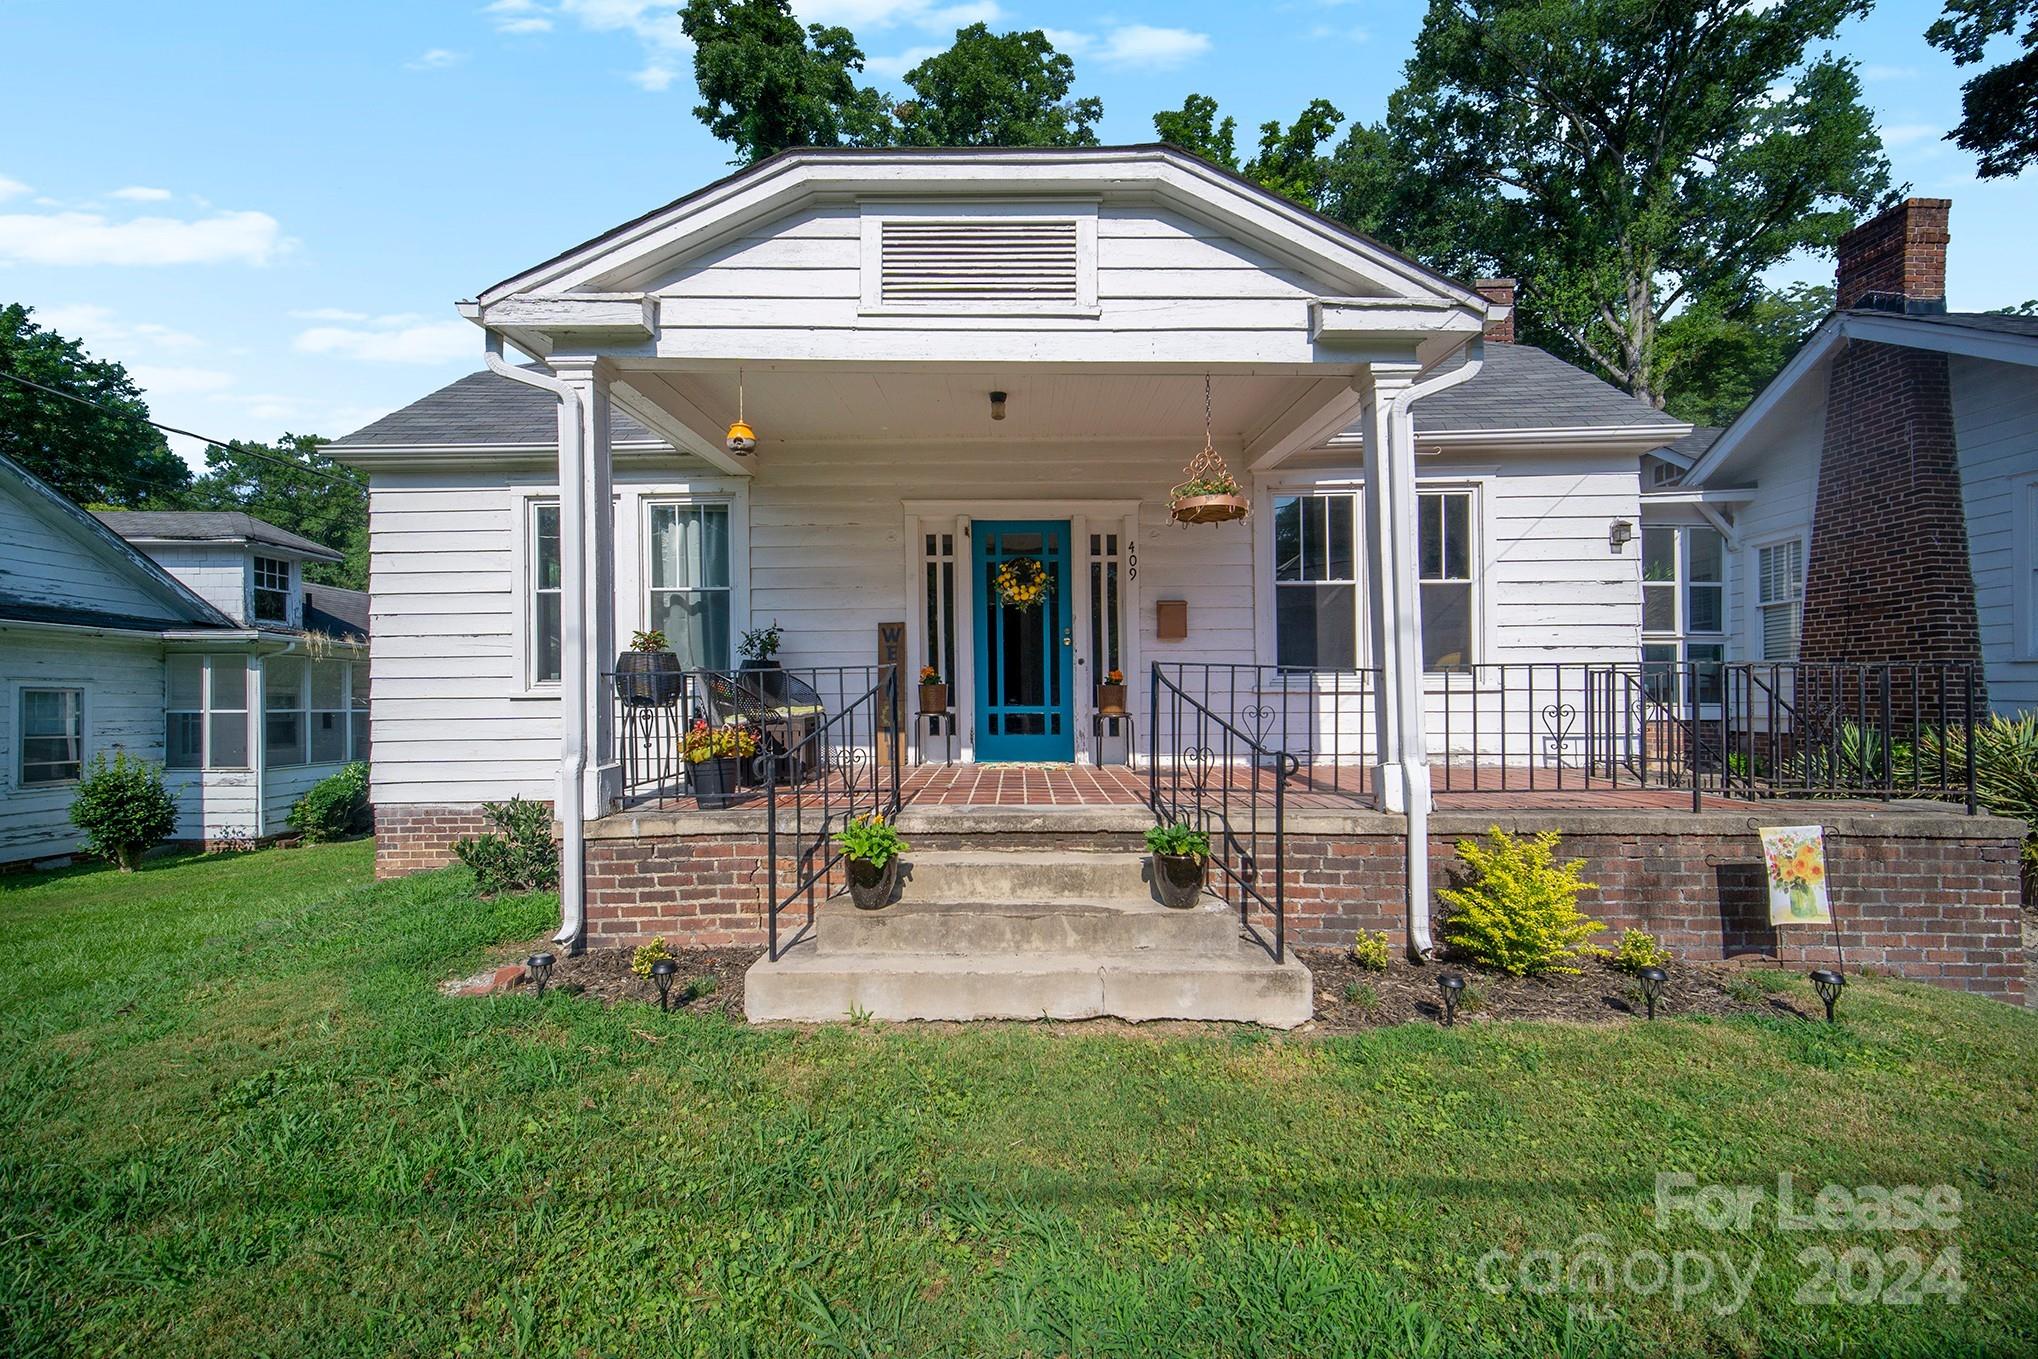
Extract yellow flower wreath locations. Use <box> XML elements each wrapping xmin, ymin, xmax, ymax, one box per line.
<box><xmin>993</xmin><ymin>556</ymin><xmax>1050</xmax><ymax>609</ymax></box>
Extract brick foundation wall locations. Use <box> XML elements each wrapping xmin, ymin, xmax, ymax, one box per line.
<box><xmin>372</xmin><ymin>804</ymin><xmax>503</xmax><ymax>878</ymax></box>
<box><xmin>550</xmin><ymin>807</ymin><xmax>2025</xmax><ymax>1005</ymax></box>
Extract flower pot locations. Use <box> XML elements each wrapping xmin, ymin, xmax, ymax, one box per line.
<box><xmin>845</xmin><ymin>855</ymin><xmax>901</xmax><ymax>909</ymax></box>
<box><xmin>688</xmin><ymin>755</ymin><xmax>743</xmax><ymax>810</ymax></box>
<box><xmin>1095</xmin><ymin>683</ymin><xmax>1126</xmax><ymax>715</ymax></box>
<box><xmin>1170</xmin><ymin>493</ymin><xmax>1249</xmax><ymax>526</ymax></box>
<box><xmin>1151</xmin><ymin>852</ymin><xmax>1205</xmax><ymax>908</ymax></box>
<box><xmin>919</xmin><ymin>682</ymin><xmax>949</xmax><ymax>715</ymax></box>
<box><xmin>615</xmin><ymin>650</ymin><xmax>683</xmax><ymax>707</ymax></box>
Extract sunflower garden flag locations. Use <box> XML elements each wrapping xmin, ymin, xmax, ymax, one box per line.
<box><xmin>1760</xmin><ymin>825</ymin><xmax>1832</xmax><ymax>924</ymax></box>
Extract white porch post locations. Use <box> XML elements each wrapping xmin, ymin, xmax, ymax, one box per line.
<box><xmin>555</xmin><ymin>358</ymin><xmax>621</xmax><ymax>817</ymax></box>
<box><xmin>1358</xmin><ymin>365</ymin><xmax>1427</xmax><ymax>815</ymax></box>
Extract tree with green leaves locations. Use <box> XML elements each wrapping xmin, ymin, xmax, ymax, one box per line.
<box><xmin>175</xmin><ymin>435</ymin><xmax>367</xmax><ymax>591</ymax></box>
<box><xmin>0</xmin><ymin>303</ymin><xmax>192</xmax><ymax>507</ymax></box>
<box><xmin>680</xmin><ymin>0</ymin><xmax>893</xmax><ymax>164</ymax></box>
<box><xmin>1928</xmin><ymin>0</ymin><xmax>2038</xmax><ymax>179</ymax></box>
<box><xmin>1152</xmin><ymin>93</ymin><xmax>1237</xmax><ymax>169</ymax></box>
<box><xmin>1152</xmin><ymin>96</ymin><xmax>1350</xmax><ymax>211</ymax></box>
<box><xmin>894</xmin><ymin>26</ymin><xmax>1100</xmax><ymax>148</ymax></box>
<box><xmin>1655</xmin><ymin>284</ymin><xmax>1833</xmax><ymax>428</ymax></box>
<box><xmin>1344</xmin><ymin>0</ymin><xmax>1891</xmax><ymax>407</ymax></box>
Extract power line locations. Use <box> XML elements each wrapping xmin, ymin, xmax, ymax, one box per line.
<box><xmin>0</xmin><ymin>366</ymin><xmax>358</xmax><ymax>487</ymax></box>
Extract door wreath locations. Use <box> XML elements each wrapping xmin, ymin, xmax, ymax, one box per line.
<box><xmin>993</xmin><ymin>556</ymin><xmax>1050</xmax><ymax>610</ymax></box>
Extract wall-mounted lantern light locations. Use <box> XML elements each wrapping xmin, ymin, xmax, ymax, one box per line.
<box><xmin>989</xmin><ymin>390</ymin><xmax>1008</xmax><ymax>421</ymax></box>
<box><xmin>1609</xmin><ymin>519</ymin><xmax>1635</xmax><ymax>551</ymax></box>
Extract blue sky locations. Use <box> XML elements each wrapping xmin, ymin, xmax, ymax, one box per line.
<box><xmin>3</xmin><ymin>0</ymin><xmax>2033</xmax><ymax>468</ymax></box>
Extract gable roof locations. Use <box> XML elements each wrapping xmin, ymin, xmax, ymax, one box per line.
<box><xmin>1685</xmin><ymin>307</ymin><xmax>2038</xmax><ymax>487</ymax></box>
<box><xmin>0</xmin><ymin>452</ymin><xmax>237</xmax><ymax>634</ymax></box>
<box><xmin>1389</xmin><ymin>342</ymin><xmax>1683</xmax><ymax>434</ymax></box>
<box><xmin>328</xmin><ymin>368</ymin><xmax>665</xmax><ymax>451</ymax></box>
<box><xmin>94</xmin><ymin>510</ymin><xmax>343</xmax><ymax>562</ymax></box>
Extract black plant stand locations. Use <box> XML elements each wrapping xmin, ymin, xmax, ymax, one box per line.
<box><xmin>914</xmin><ymin>709</ymin><xmax>957</xmax><ymax>764</ymax></box>
<box><xmin>1090</xmin><ymin>711</ymin><xmax>1135</xmax><ymax>767</ymax></box>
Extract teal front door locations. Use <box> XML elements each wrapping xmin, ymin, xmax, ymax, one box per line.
<box><xmin>973</xmin><ymin>520</ymin><xmax>1075</xmax><ymax>762</ymax></box>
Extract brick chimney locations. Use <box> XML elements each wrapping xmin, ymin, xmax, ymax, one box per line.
<box><xmin>1473</xmin><ymin>278</ymin><xmax>1515</xmax><ymax>343</ymax></box>
<box><xmin>1835</xmin><ymin>198</ymin><xmax>1950</xmax><ymax>314</ymax></box>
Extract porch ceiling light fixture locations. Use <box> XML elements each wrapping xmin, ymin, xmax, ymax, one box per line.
<box><xmin>525</xmin><ymin>952</ymin><xmax>555</xmax><ymax>998</ymax></box>
<box><xmin>1437</xmin><ymin>972</ymin><xmax>1466</xmax><ymax>1027</ymax></box>
<box><xmin>725</xmin><ymin>368</ymin><xmax>757</xmax><ymax>457</ymax></box>
<box><xmin>1637</xmin><ymin>965</ymin><xmax>1668</xmax><ymax>1020</ymax></box>
<box><xmin>1809</xmin><ymin>968</ymin><xmax>1845</xmax><ymax>1023</ymax></box>
<box><xmin>989</xmin><ymin>390</ymin><xmax>1007</xmax><ymax>421</ymax></box>
<box><xmin>1169</xmin><ymin>375</ymin><xmax>1249</xmax><ymax>526</ymax></box>
<box><xmin>650</xmin><ymin>958</ymin><xmax>678</xmax><ymax>1012</ymax></box>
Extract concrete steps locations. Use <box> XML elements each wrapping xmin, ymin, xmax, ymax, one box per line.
<box><xmin>744</xmin><ymin>847</ymin><xmax>1313</xmax><ymax>1028</ymax></box>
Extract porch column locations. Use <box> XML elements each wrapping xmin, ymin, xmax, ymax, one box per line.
<box><xmin>1358</xmin><ymin>364</ymin><xmax>1428</xmax><ymax>817</ymax></box>
<box><xmin>553</xmin><ymin>358</ymin><xmax>622</xmax><ymax>818</ymax></box>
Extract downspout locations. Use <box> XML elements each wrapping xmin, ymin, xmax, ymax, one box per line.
<box><xmin>484</xmin><ymin>330</ymin><xmax>589</xmax><ymax>952</ymax></box>
<box><xmin>1386</xmin><ymin>336</ymin><xmax>1485</xmax><ymax>958</ymax></box>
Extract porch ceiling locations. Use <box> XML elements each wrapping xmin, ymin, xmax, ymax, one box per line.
<box><xmin>618</xmin><ymin>365</ymin><xmax>1340</xmax><ymax>449</ymax></box>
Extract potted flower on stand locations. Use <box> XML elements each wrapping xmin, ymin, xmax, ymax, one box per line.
<box><xmin>1096</xmin><ymin>667</ymin><xmax>1126</xmax><ymax>715</ymax></box>
<box><xmin>919</xmin><ymin>665</ymin><xmax>948</xmax><ymax>715</ymax></box>
<box><xmin>615</xmin><ymin>629</ymin><xmax>683</xmax><ymax>707</ymax></box>
<box><xmin>1145</xmin><ymin>821</ymin><xmax>1210</xmax><ymax>908</ymax></box>
<box><xmin>682</xmin><ymin>719</ymin><xmax>758</xmax><ymax>810</ymax></box>
<box><xmin>835</xmin><ymin>812</ymin><xmax>908</xmax><ymax>909</ymax></box>
<box><xmin>738</xmin><ymin>622</ymin><xmax>783</xmax><ymax>671</ymax></box>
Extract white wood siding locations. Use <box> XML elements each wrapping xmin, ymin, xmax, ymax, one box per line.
<box><xmin>0</xmin><ymin>632</ymin><xmax>163</xmax><ymax>862</ymax></box>
<box><xmin>1951</xmin><ymin>356</ymin><xmax>2038</xmax><ymax>714</ymax></box>
<box><xmin>1720</xmin><ymin>390</ymin><xmax>1825</xmax><ymax>662</ymax></box>
<box><xmin>0</xmin><ymin>493</ymin><xmax>182</xmax><ymax>623</ymax></box>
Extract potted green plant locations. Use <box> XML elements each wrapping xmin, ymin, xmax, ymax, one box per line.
<box><xmin>835</xmin><ymin>812</ymin><xmax>908</xmax><ymax>909</ymax></box>
<box><xmin>1168</xmin><ymin>471</ymin><xmax>1249</xmax><ymax>525</ymax></box>
<box><xmin>615</xmin><ymin>629</ymin><xmax>683</xmax><ymax>707</ymax></box>
<box><xmin>1096</xmin><ymin>667</ymin><xmax>1127</xmax><ymax>715</ymax></box>
<box><xmin>919</xmin><ymin>665</ymin><xmax>948</xmax><ymax>714</ymax></box>
<box><xmin>1145</xmin><ymin>821</ymin><xmax>1210</xmax><ymax>908</ymax></box>
<box><xmin>737</xmin><ymin>622</ymin><xmax>783</xmax><ymax>671</ymax></box>
<box><xmin>682</xmin><ymin>719</ymin><xmax>758</xmax><ymax>810</ymax></box>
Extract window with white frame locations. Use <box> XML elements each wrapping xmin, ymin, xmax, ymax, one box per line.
<box><xmin>258</xmin><ymin>656</ymin><xmax>366</xmax><ymax>769</ymax></box>
<box><xmin>263</xmin><ymin>656</ymin><xmax>307</xmax><ymax>767</ymax></box>
<box><xmin>166</xmin><ymin>655</ymin><xmax>250</xmax><ymax>770</ymax></box>
<box><xmin>350</xmin><ymin>662</ymin><xmax>370</xmax><ymax>762</ymax></box>
<box><xmin>19</xmin><ymin>688</ymin><xmax>83</xmax><ymax>785</ymax></box>
<box><xmin>1418</xmin><ymin>490</ymin><xmax>1476</xmax><ymax>670</ymax></box>
<box><xmin>646</xmin><ymin>502</ymin><xmax>732</xmax><ymax>670</ymax></box>
<box><xmin>1757</xmin><ymin>539</ymin><xmax>1805</xmax><ymax>661</ymax></box>
<box><xmin>2019</xmin><ymin>479</ymin><xmax>2038</xmax><ymax>659</ymax></box>
<box><xmin>253</xmin><ymin>556</ymin><xmax>291</xmax><ymax>623</ymax></box>
<box><xmin>1088</xmin><ymin>529</ymin><xmax>1124</xmax><ymax>683</ymax></box>
<box><xmin>529</xmin><ymin>500</ymin><xmax>562</xmax><ymax>686</ymax></box>
<box><xmin>308</xmin><ymin>660</ymin><xmax>350</xmax><ymax>764</ymax></box>
<box><xmin>1274</xmin><ymin>494</ymin><xmax>1357</xmax><ymax>670</ymax></box>
<box><xmin>1642</xmin><ymin>525</ymin><xmax>1727</xmax><ymax>706</ymax></box>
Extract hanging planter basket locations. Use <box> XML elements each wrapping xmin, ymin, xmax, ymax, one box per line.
<box><xmin>1167</xmin><ymin>376</ymin><xmax>1250</xmax><ymax>527</ymax></box>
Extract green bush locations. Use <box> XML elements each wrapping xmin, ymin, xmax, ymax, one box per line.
<box><xmin>288</xmin><ymin>762</ymin><xmax>369</xmax><ymax>844</ymax></box>
<box><xmin>1611</xmin><ymin>928</ymin><xmax>1672</xmax><ymax>974</ymax></box>
<box><xmin>1920</xmin><ymin>714</ymin><xmax>2038</xmax><ymax>897</ymax></box>
<box><xmin>1348</xmin><ymin>930</ymin><xmax>1391</xmax><ymax>971</ymax></box>
<box><xmin>1145</xmin><ymin>822</ymin><xmax>1210</xmax><ymax>858</ymax></box>
<box><xmin>453</xmin><ymin>797</ymin><xmax>558</xmax><ymax>896</ymax></box>
<box><xmin>1437</xmin><ymin>827</ymin><xmax>1604</xmax><ymax>976</ymax></box>
<box><xmin>69</xmin><ymin>752</ymin><xmax>178</xmax><ymax>871</ymax></box>
<box><xmin>631</xmin><ymin>937</ymin><xmax>673</xmax><ymax>979</ymax></box>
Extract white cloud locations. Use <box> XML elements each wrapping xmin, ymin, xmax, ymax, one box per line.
<box><xmin>34</xmin><ymin>303</ymin><xmax>206</xmax><ymax>354</ymax></box>
<box><xmin>484</xmin><ymin>0</ymin><xmax>554</xmax><ymax>31</ymax></box>
<box><xmin>294</xmin><ymin>317</ymin><xmax>477</xmax><ymax>365</ymax></box>
<box><xmin>866</xmin><ymin>44</ymin><xmax>941</xmax><ymax>78</ymax></box>
<box><xmin>629</xmin><ymin>62</ymin><xmax>678</xmax><ymax>90</ymax></box>
<box><xmin>289</xmin><ymin>306</ymin><xmax>373</xmax><ymax>322</ymax></box>
<box><xmin>561</xmin><ymin>0</ymin><xmax>690</xmax><ymax>50</ymax></box>
<box><xmin>1046</xmin><ymin>24</ymin><xmax>1210</xmax><ymax>70</ymax></box>
<box><xmin>0</xmin><ymin>175</ymin><xmax>30</xmax><ymax>201</ymax></box>
<box><xmin>408</xmin><ymin>48</ymin><xmax>468</xmax><ymax>69</ymax></box>
<box><xmin>109</xmin><ymin>185</ymin><xmax>173</xmax><ymax>201</ymax></box>
<box><xmin>1881</xmin><ymin>122</ymin><xmax>1942</xmax><ymax>149</ymax></box>
<box><xmin>0</xmin><ymin>207</ymin><xmax>288</xmax><ymax>267</ymax></box>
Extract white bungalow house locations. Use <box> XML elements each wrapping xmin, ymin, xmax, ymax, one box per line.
<box><xmin>332</xmin><ymin>150</ymin><xmax>2024</xmax><ymax>1022</ymax></box>
<box><xmin>0</xmin><ymin>460</ymin><xmax>370</xmax><ymax>866</ymax></box>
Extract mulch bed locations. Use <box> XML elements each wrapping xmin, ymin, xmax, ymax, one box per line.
<box><xmin>465</xmin><ymin>942</ymin><xmax>1817</xmax><ymax>1031</ymax></box>
<box><xmin>1299</xmin><ymin>948</ymin><xmax>1815</xmax><ymax>1032</ymax></box>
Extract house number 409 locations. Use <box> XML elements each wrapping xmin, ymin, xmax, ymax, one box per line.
<box><xmin>1126</xmin><ymin>544</ymin><xmax>1137</xmax><ymax>580</ymax></box>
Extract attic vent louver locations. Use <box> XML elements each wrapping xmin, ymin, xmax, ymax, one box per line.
<box><xmin>879</xmin><ymin>219</ymin><xmax>1081</xmax><ymax>306</ymax></box>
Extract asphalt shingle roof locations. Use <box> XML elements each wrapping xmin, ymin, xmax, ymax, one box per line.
<box><xmin>303</xmin><ymin>585</ymin><xmax>370</xmax><ymax>641</ymax></box>
<box><xmin>1397</xmin><ymin>342</ymin><xmax>1685</xmax><ymax>433</ymax></box>
<box><xmin>1653</xmin><ymin>426</ymin><xmax>1723</xmax><ymax>461</ymax></box>
<box><xmin>329</xmin><ymin>368</ymin><xmax>663</xmax><ymax>449</ymax></box>
<box><xmin>94</xmin><ymin>511</ymin><xmax>341</xmax><ymax>562</ymax></box>
<box><xmin>1872</xmin><ymin>309</ymin><xmax>2038</xmax><ymax>339</ymax></box>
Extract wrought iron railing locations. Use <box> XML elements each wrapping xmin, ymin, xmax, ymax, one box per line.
<box><xmin>1146</xmin><ymin>662</ymin><xmax>1382</xmax><ymax>804</ymax></box>
<box><xmin>763</xmin><ymin>666</ymin><xmax>902</xmax><ymax>959</ymax></box>
<box><xmin>1149</xmin><ymin>664</ymin><xmax>1306</xmax><ymax>963</ymax></box>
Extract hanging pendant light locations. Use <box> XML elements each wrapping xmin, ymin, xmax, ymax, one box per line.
<box><xmin>1168</xmin><ymin>374</ymin><xmax>1249</xmax><ymax>526</ymax></box>
<box><xmin>725</xmin><ymin>368</ymin><xmax>757</xmax><ymax>456</ymax></box>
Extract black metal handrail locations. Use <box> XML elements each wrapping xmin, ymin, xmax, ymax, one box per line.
<box><xmin>764</xmin><ymin>665</ymin><xmax>902</xmax><ymax>960</ymax></box>
<box><xmin>1149</xmin><ymin>663</ymin><xmax>1294</xmax><ymax>964</ymax></box>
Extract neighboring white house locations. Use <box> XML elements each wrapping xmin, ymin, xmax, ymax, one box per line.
<box><xmin>0</xmin><ymin>460</ymin><xmax>370</xmax><ymax>866</ymax></box>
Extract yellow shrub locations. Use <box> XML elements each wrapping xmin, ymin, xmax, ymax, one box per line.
<box><xmin>1437</xmin><ymin>828</ymin><xmax>1604</xmax><ymax>976</ymax></box>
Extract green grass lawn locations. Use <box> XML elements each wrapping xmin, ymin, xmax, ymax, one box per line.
<box><xmin>3</xmin><ymin>843</ymin><xmax>2035</xmax><ymax>1358</ymax></box>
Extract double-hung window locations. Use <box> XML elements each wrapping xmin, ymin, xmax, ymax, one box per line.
<box><xmin>1757</xmin><ymin>539</ymin><xmax>1805</xmax><ymax>661</ymax></box>
<box><xmin>253</xmin><ymin>556</ymin><xmax>291</xmax><ymax>623</ymax></box>
<box><xmin>1642</xmin><ymin>526</ymin><xmax>1726</xmax><ymax>706</ymax></box>
<box><xmin>646</xmin><ymin>503</ymin><xmax>733</xmax><ymax>670</ymax></box>
<box><xmin>19</xmin><ymin>688</ymin><xmax>83</xmax><ymax>785</ymax></box>
<box><xmin>1273</xmin><ymin>494</ymin><xmax>1356</xmax><ymax>670</ymax></box>
<box><xmin>166</xmin><ymin>656</ymin><xmax>250</xmax><ymax>769</ymax></box>
<box><xmin>1418</xmin><ymin>490</ymin><xmax>1475</xmax><ymax>670</ymax></box>
<box><xmin>529</xmin><ymin>501</ymin><xmax>563</xmax><ymax>686</ymax></box>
